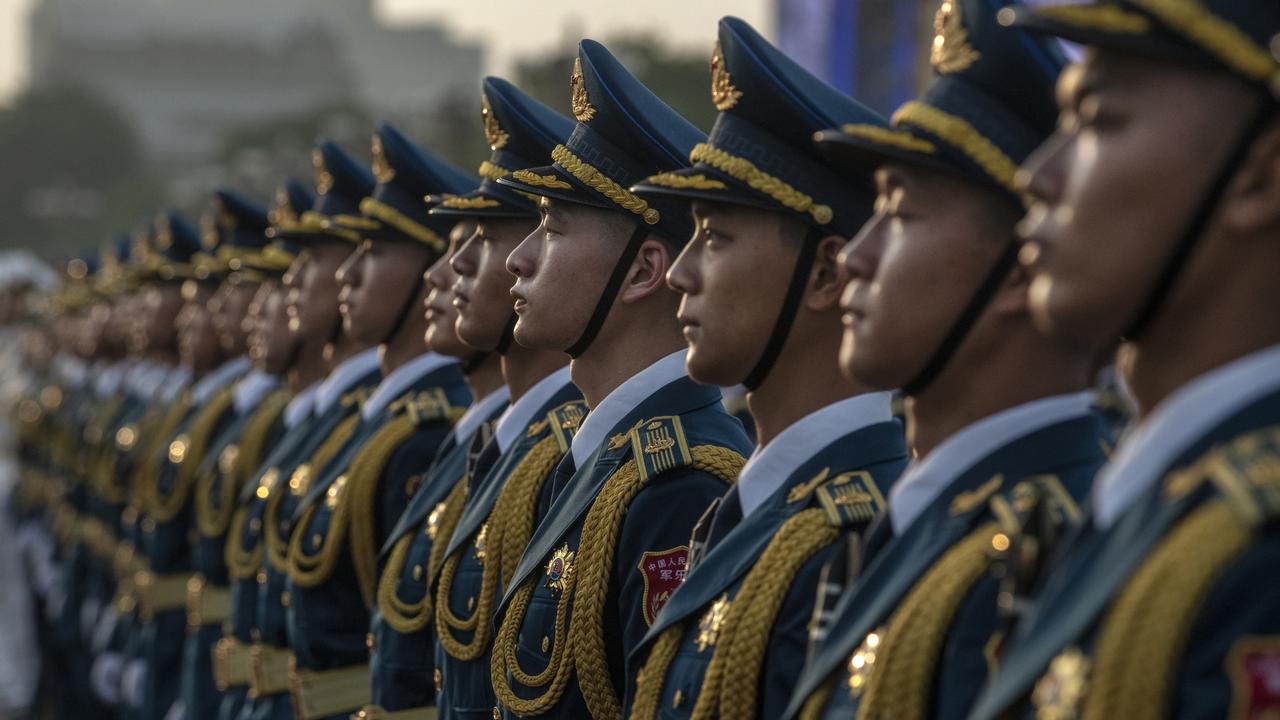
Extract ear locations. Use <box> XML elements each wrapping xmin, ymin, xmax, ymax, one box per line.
<box><xmin>619</xmin><ymin>238</ymin><xmax>674</xmax><ymax>304</ymax></box>
<box><xmin>1219</xmin><ymin>117</ymin><xmax>1280</xmax><ymax>234</ymax></box>
<box><xmin>989</xmin><ymin>255</ymin><xmax>1032</xmax><ymax>318</ymax></box>
<box><xmin>804</xmin><ymin>234</ymin><xmax>849</xmax><ymax>312</ymax></box>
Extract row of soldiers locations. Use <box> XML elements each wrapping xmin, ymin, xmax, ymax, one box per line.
<box><xmin>8</xmin><ymin>0</ymin><xmax>1280</xmax><ymax>718</ymax></box>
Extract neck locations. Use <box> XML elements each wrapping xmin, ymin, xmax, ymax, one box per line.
<box><xmin>501</xmin><ymin>344</ymin><xmax>569</xmax><ymax>402</ymax></box>
<box><xmin>570</xmin><ymin>307</ymin><xmax>685</xmax><ymax>408</ymax></box>
<box><xmin>325</xmin><ymin>333</ymin><xmax>369</xmax><ymax>370</ymax></box>
<box><xmin>908</xmin><ymin>325</ymin><xmax>1088</xmax><ymax>457</ymax></box>
<box><xmin>379</xmin><ymin>317</ymin><xmax>429</xmax><ymax>377</ymax></box>
<box><xmin>748</xmin><ymin>330</ymin><xmax>863</xmax><ymax>447</ymax></box>
<box><xmin>293</xmin><ymin>335</ymin><xmax>330</xmax><ymax>388</ymax></box>
<box><xmin>464</xmin><ymin>353</ymin><xmax>506</xmax><ymax>403</ymax></box>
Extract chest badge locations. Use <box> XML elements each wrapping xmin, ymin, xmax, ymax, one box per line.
<box><xmin>696</xmin><ymin>595</ymin><xmax>731</xmax><ymax>652</ymax></box>
<box><xmin>545</xmin><ymin>544</ymin><xmax>575</xmax><ymax>594</ymax></box>
<box><xmin>1032</xmin><ymin>647</ymin><xmax>1091</xmax><ymax>719</ymax></box>
<box><xmin>846</xmin><ymin>628</ymin><xmax>884</xmax><ymax>699</ymax></box>
<box><xmin>474</xmin><ymin>523</ymin><xmax>489</xmax><ymax>562</ymax></box>
<box><xmin>426</xmin><ymin>501</ymin><xmax>447</xmax><ymax>540</ymax></box>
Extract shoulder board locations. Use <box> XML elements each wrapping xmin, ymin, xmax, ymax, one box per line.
<box><xmin>811</xmin><ymin>469</ymin><xmax>888</xmax><ymax>529</ymax></box>
<box><xmin>629</xmin><ymin>415</ymin><xmax>694</xmax><ymax>484</ymax></box>
<box><xmin>390</xmin><ymin>387</ymin><xmax>460</xmax><ymax>426</ymax></box>
<box><xmin>340</xmin><ymin>386</ymin><xmax>372</xmax><ymax>409</ymax></box>
<box><xmin>543</xmin><ymin>400</ymin><xmax>588</xmax><ymax>454</ymax></box>
<box><xmin>987</xmin><ymin>474</ymin><xmax>1083</xmax><ymax>536</ymax></box>
<box><xmin>1192</xmin><ymin>425</ymin><xmax>1280</xmax><ymax>526</ymax></box>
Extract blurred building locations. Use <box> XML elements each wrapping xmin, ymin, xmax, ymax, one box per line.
<box><xmin>26</xmin><ymin>0</ymin><xmax>482</xmax><ymax>166</ymax></box>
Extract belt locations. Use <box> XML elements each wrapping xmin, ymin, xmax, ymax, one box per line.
<box><xmin>186</xmin><ymin>575</ymin><xmax>231</xmax><ymax>628</ymax></box>
<box><xmin>351</xmin><ymin>705</ymin><xmax>438</xmax><ymax>720</ymax></box>
<box><xmin>289</xmin><ymin>659</ymin><xmax>370</xmax><ymax>720</ymax></box>
<box><xmin>135</xmin><ymin>571</ymin><xmax>192</xmax><ymax>619</ymax></box>
<box><xmin>248</xmin><ymin>644</ymin><xmax>293</xmax><ymax>698</ymax></box>
<box><xmin>212</xmin><ymin>636</ymin><xmax>253</xmax><ymax>691</ymax></box>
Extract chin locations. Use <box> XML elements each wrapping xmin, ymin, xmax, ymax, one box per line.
<box><xmin>684</xmin><ymin>348</ymin><xmax>738</xmax><ymax>387</ymax></box>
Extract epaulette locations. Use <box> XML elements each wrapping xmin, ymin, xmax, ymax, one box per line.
<box><xmin>1192</xmin><ymin>424</ymin><xmax>1280</xmax><ymax>526</ymax></box>
<box><xmin>340</xmin><ymin>387</ymin><xmax>372</xmax><ymax>409</ymax></box>
<box><xmin>543</xmin><ymin>400</ymin><xmax>588</xmax><ymax>453</ymax></box>
<box><xmin>389</xmin><ymin>387</ymin><xmax>461</xmax><ymax>426</ymax></box>
<box><xmin>805</xmin><ymin>468</ymin><xmax>888</xmax><ymax>529</ymax></box>
<box><xmin>629</xmin><ymin>415</ymin><xmax>693</xmax><ymax>484</ymax></box>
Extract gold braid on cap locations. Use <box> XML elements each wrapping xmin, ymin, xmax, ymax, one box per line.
<box><xmin>551</xmin><ymin>145</ymin><xmax>660</xmax><ymax>225</ymax></box>
<box><xmin>358</xmin><ymin>198</ymin><xmax>446</xmax><ymax>252</ymax></box>
<box><xmin>839</xmin><ymin>124</ymin><xmax>938</xmax><ymax>155</ymax></box>
<box><xmin>478</xmin><ymin>160</ymin><xmax>512</xmax><ymax>181</ymax></box>
<box><xmin>510</xmin><ymin>170</ymin><xmax>572</xmax><ymax>191</ymax></box>
<box><xmin>689</xmin><ymin>143</ymin><xmax>834</xmax><ymax>225</ymax></box>
<box><xmin>642</xmin><ymin>173</ymin><xmax>727</xmax><ymax>191</ymax></box>
<box><xmin>439</xmin><ymin>195</ymin><xmax>502</xmax><ymax>210</ymax></box>
<box><xmin>1127</xmin><ymin>0</ymin><xmax>1278</xmax><ymax>89</ymax></box>
<box><xmin>1027</xmin><ymin>4</ymin><xmax>1151</xmax><ymax>33</ymax></box>
<box><xmin>891</xmin><ymin>102</ymin><xmax>1021</xmax><ymax>197</ymax></box>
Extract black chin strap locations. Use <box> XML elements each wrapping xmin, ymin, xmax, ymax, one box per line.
<box><xmin>1123</xmin><ymin>100</ymin><xmax>1275</xmax><ymax>341</ymax></box>
<box><xmin>742</xmin><ymin>226</ymin><xmax>823</xmax><ymax>391</ymax></box>
<box><xmin>494</xmin><ymin>312</ymin><xmax>518</xmax><ymax>355</ymax></box>
<box><xmin>565</xmin><ymin>221</ymin><xmax>651</xmax><ymax>358</ymax></box>
<box><xmin>461</xmin><ymin>352</ymin><xmax>491</xmax><ymax>374</ymax></box>
<box><xmin>903</xmin><ymin>237</ymin><xmax>1022</xmax><ymax>396</ymax></box>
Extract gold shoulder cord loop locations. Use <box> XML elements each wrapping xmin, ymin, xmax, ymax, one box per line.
<box><xmin>198</xmin><ymin>390</ymin><xmax>289</xmax><ymax>539</ymax></box>
<box><xmin>1082</xmin><ymin>499</ymin><xmax>1250</xmax><ymax>719</ymax></box>
<box><xmin>289</xmin><ymin>415</ymin><xmax>419</xmax><ymax>609</ymax></box>
<box><xmin>264</xmin><ymin>414</ymin><xmax>360</xmax><ymax>573</ymax></box>
<box><xmin>798</xmin><ymin>679</ymin><xmax>838</xmax><ymax>720</ymax></box>
<box><xmin>490</xmin><ymin>444</ymin><xmax>744</xmax><ymax>719</ymax></box>
<box><xmin>376</xmin><ymin>471</ymin><xmax>468</xmax><ymax>634</ymax></box>
<box><xmin>436</xmin><ymin>435</ymin><xmax>561</xmax><ymax>660</ymax></box>
<box><xmin>854</xmin><ymin>522</ymin><xmax>1000</xmax><ymax>720</ymax></box>
<box><xmin>680</xmin><ymin>509</ymin><xmax>837</xmax><ymax>720</ymax></box>
<box><xmin>148</xmin><ymin>388</ymin><xmax>235</xmax><ymax>522</ymax></box>
<box><xmin>130</xmin><ymin>392</ymin><xmax>194</xmax><ymax>515</ymax></box>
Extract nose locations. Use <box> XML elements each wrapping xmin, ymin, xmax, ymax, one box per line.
<box><xmin>665</xmin><ymin>237</ymin><xmax>701</xmax><ymax>295</ymax></box>
<box><xmin>505</xmin><ymin>228</ymin><xmax>540</xmax><ymax>280</ymax></box>
<box><xmin>450</xmin><ymin>227</ymin><xmax>481</xmax><ymax>278</ymax></box>
<box><xmin>839</xmin><ymin>216</ymin><xmax>884</xmax><ymax>284</ymax></box>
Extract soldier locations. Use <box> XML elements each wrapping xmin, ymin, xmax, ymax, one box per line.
<box><xmin>365</xmin><ymin>75</ymin><xmax>582</xmax><ymax>720</ymax></box>
<box><xmin>966</xmin><ymin>1</ymin><xmax>1280</xmax><ymax>718</ymax></box>
<box><xmin>234</xmin><ymin>143</ymin><xmax>384</xmax><ymax>720</ymax></box>
<box><xmin>179</xmin><ymin>188</ymin><xmax>295</xmax><ymax>720</ymax></box>
<box><xmin>488</xmin><ymin>39</ymin><xmax>753</xmax><ymax>720</ymax></box>
<box><xmin>782</xmin><ymin>1</ymin><xmax>1109</xmax><ymax>718</ymax></box>
<box><xmin>281</xmin><ymin>123</ymin><xmax>476</xmax><ymax>720</ymax></box>
<box><xmin>623</xmin><ymin>17</ymin><xmax>909</xmax><ymax>719</ymax></box>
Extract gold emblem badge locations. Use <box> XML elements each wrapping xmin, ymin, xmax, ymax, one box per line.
<box><xmin>426</xmin><ymin>501</ymin><xmax>448</xmax><ymax>540</ymax></box>
<box><xmin>696</xmin><ymin>595</ymin><xmax>730</xmax><ymax>651</ymax></box>
<box><xmin>846</xmin><ymin>628</ymin><xmax>884</xmax><ymax>699</ymax></box>
<box><xmin>288</xmin><ymin>464</ymin><xmax>312</xmax><ymax>496</ymax></box>
<box><xmin>1032</xmin><ymin>647</ymin><xmax>1091</xmax><ymax>720</ymax></box>
<box><xmin>545</xmin><ymin>544</ymin><xmax>576</xmax><ymax>594</ymax></box>
<box><xmin>570</xmin><ymin>57</ymin><xmax>597</xmax><ymax>122</ymax></box>
<box><xmin>371</xmin><ymin>134</ymin><xmax>396</xmax><ymax>184</ymax></box>
<box><xmin>931</xmin><ymin>0</ymin><xmax>982</xmax><ymax>74</ymax></box>
<box><xmin>270</xmin><ymin>186</ymin><xmax>298</xmax><ymax>227</ymax></box>
<box><xmin>219</xmin><ymin>444</ymin><xmax>241</xmax><ymax>477</ymax></box>
<box><xmin>325</xmin><ymin>475</ymin><xmax>348</xmax><ymax>509</ymax></box>
<box><xmin>710</xmin><ymin>40</ymin><xmax>742</xmax><ymax>111</ymax></box>
<box><xmin>481</xmin><ymin>94</ymin><xmax>509</xmax><ymax>150</ymax></box>
<box><xmin>312</xmin><ymin>148</ymin><xmax>334</xmax><ymax>195</ymax></box>
<box><xmin>474</xmin><ymin>523</ymin><xmax>488</xmax><ymax>561</ymax></box>
<box><xmin>169</xmin><ymin>434</ymin><xmax>191</xmax><ymax>464</ymax></box>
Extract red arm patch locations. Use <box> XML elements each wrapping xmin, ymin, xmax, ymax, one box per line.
<box><xmin>637</xmin><ymin>546</ymin><xmax>689</xmax><ymax>626</ymax></box>
<box><xmin>1228</xmin><ymin>636</ymin><xmax>1280</xmax><ymax>720</ymax></box>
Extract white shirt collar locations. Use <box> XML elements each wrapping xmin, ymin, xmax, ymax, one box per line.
<box><xmin>736</xmin><ymin>392</ymin><xmax>894</xmax><ymax>518</ymax></box>
<box><xmin>233</xmin><ymin>370</ymin><xmax>282</xmax><ymax>415</ymax></box>
<box><xmin>453</xmin><ymin>385</ymin><xmax>511</xmax><ymax>448</ymax></box>
<box><xmin>94</xmin><ymin>362</ymin><xmax>126</xmax><ymax>399</ymax></box>
<box><xmin>495</xmin><ymin>366</ymin><xmax>574</xmax><ymax>454</ymax></box>
<box><xmin>571</xmin><ymin>349</ymin><xmax>698</xmax><ymax>468</ymax></box>
<box><xmin>284</xmin><ymin>381</ymin><xmax>321</xmax><ymax>429</ymax></box>
<box><xmin>361</xmin><ymin>352</ymin><xmax>457</xmax><ymax>421</ymax></box>
<box><xmin>192</xmin><ymin>356</ymin><xmax>251</xmax><ymax>406</ymax></box>
<box><xmin>160</xmin><ymin>365</ymin><xmax>194</xmax><ymax>403</ymax></box>
<box><xmin>1093</xmin><ymin>343</ymin><xmax>1280</xmax><ymax>529</ymax></box>
<box><xmin>313</xmin><ymin>347</ymin><xmax>381</xmax><ymax>416</ymax></box>
<box><xmin>889</xmin><ymin>392</ymin><xmax>1094</xmax><ymax>535</ymax></box>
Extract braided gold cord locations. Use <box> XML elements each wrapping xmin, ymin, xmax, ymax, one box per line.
<box><xmin>1083</xmin><ymin>500</ymin><xmax>1251</xmax><ymax>720</ymax></box>
<box><xmin>890</xmin><ymin>103</ymin><xmax>1020</xmax><ymax>196</ymax></box>
<box><xmin>147</xmin><ymin>388</ymin><xmax>235</xmax><ymax>522</ymax></box>
<box><xmin>437</xmin><ymin>436</ymin><xmax>561</xmax><ymax>661</ymax></box>
<box><xmin>689</xmin><ymin>144</ymin><xmax>833</xmax><ymax>225</ymax></box>
<box><xmin>478</xmin><ymin>160</ymin><xmax>512</xmax><ymax>181</ymax></box>
<box><xmin>857</xmin><ymin>522</ymin><xmax>1000</xmax><ymax>720</ymax></box>
<box><xmin>798</xmin><ymin>678</ymin><xmax>837</xmax><ymax>720</ymax></box>
<box><xmin>1127</xmin><ymin>0</ymin><xmax>1276</xmax><ymax>82</ymax></box>
<box><xmin>225</xmin><ymin>506</ymin><xmax>262</xmax><ymax>580</ymax></box>
<box><xmin>197</xmin><ymin>390</ymin><xmax>288</xmax><ymax>538</ymax></box>
<box><xmin>426</xmin><ymin>477</ymin><xmax>469</xmax><ymax>593</ymax></box>
<box><xmin>490</xmin><ymin>565</ymin><xmax>577</xmax><ymax>716</ymax></box>
<box><xmin>687</xmin><ymin>509</ymin><xmax>838</xmax><ymax>720</ymax></box>
<box><xmin>573</xmin><ymin>445</ymin><xmax>745</xmax><ymax>720</ymax></box>
<box><xmin>628</xmin><ymin>624</ymin><xmax>684</xmax><ymax>719</ymax></box>
<box><xmin>349</xmin><ymin>416</ymin><xmax>418</xmax><ymax>608</ymax></box>
<box><xmin>376</xmin><ymin>475</ymin><xmax>467</xmax><ymax>633</ymax></box>
<box><xmin>550</xmin><ymin>145</ymin><xmax>660</xmax><ymax>225</ymax></box>
<box><xmin>130</xmin><ymin>392</ymin><xmax>193</xmax><ymax>514</ymax></box>
<box><xmin>264</xmin><ymin>414</ymin><xmax>359</xmax><ymax>572</ymax></box>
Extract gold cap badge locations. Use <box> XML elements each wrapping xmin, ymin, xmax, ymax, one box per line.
<box><xmin>570</xmin><ymin>57</ymin><xmax>597</xmax><ymax>122</ymax></box>
<box><xmin>371</xmin><ymin>135</ymin><xmax>396</xmax><ymax>184</ymax></box>
<box><xmin>481</xmin><ymin>94</ymin><xmax>509</xmax><ymax>150</ymax></box>
<box><xmin>932</xmin><ymin>0</ymin><xmax>982</xmax><ymax>74</ymax></box>
<box><xmin>710</xmin><ymin>40</ymin><xmax>742</xmax><ymax>111</ymax></box>
<box><xmin>312</xmin><ymin>149</ymin><xmax>334</xmax><ymax>195</ymax></box>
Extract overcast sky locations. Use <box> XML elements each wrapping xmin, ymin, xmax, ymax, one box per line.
<box><xmin>0</xmin><ymin>0</ymin><xmax>773</xmax><ymax>103</ymax></box>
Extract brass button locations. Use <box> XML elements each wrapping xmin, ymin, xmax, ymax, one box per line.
<box><xmin>366</xmin><ymin>633</ymin><xmax>374</xmax><ymax>651</ymax></box>
<box><xmin>312</xmin><ymin>533</ymin><xmax>322</xmax><ymax>547</ymax></box>
<box><xmin>256</xmin><ymin>570</ymin><xmax>267</xmax><ymax>585</ymax></box>
<box><xmin>434</xmin><ymin>668</ymin><xmax>442</xmax><ymax>694</ymax></box>
<box><xmin>249</xmin><ymin>518</ymin><xmax>262</xmax><ymax>534</ymax></box>
<box><xmin>492</xmin><ymin>708</ymin><xmax>500</xmax><ymax>720</ymax></box>
<box><xmin>142</xmin><ymin>517</ymin><xmax>156</xmax><ymax>534</ymax></box>
<box><xmin>467</xmin><ymin>596</ymin><xmax>475</xmax><ymax>612</ymax></box>
<box><xmin>541</xmin><ymin>636</ymin><xmax>550</xmax><ymax>653</ymax></box>
<box><xmin>281</xmin><ymin>591</ymin><xmax>291</xmax><ymax>608</ymax></box>
<box><xmin>412</xmin><ymin>565</ymin><xmax>423</xmax><ymax>582</ymax></box>
<box><xmin>673</xmin><ymin>689</ymin><xmax>684</xmax><ymax>709</ymax></box>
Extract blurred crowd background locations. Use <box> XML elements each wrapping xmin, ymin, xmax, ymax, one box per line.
<box><xmin>0</xmin><ymin>0</ymin><xmax>946</xmax><ymax>261</ymax></box>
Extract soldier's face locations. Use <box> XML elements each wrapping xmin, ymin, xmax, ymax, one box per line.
<box><xmin>177</xmin><ymin>285</ymin><xmax>220</xmax><ymax>370</ymax></box>
<box><xmin>336</xmin><ymin>238</ymin><xmax>430</xmax><ymax>347</ymax></box>
<box><xmin>135</xmin><ymin>283</ymin><xmax>183</xmax><ymax>355</ymax></box>
<box><xmin>667</xmin><ymin>202</ymin><xmax>798</xmax><ymax>386</ymax></box>
<box><xmin>450</xmin><ymin>218</ymin><xmax>534</xmax><ymax>352</ymax></box>
<box><xmin>507</xmin><ymin>198</ymin><xmax>628</xmax><ymax>351</ymax></box>
<box><xmin>839</xmin><ymin>162</ymin><xmax>1019</xmax><ymax>389</ymax></box>
<box><xmin>287</xmin><ymin>243</ymin><xmax>346</xmax><ymax>343</ymax></box>
<box><xmin>250</xmin><ymin>281</ymin><xmax>297</xmax><ymax>376</ymax></box>
<box><xmin>1018</xmin><ymin>50</ymin><xmax>1258</xmax><ymax>354</ymax></box>
<box><xmin>211</xmin><ymin>280</ymin><xmax>257</xmax><ymax>357</ymax></box>
<box><xmin>423</xmin><ymin>221</ymin><xmax>478</xmax><ymax>358</ymax></box>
